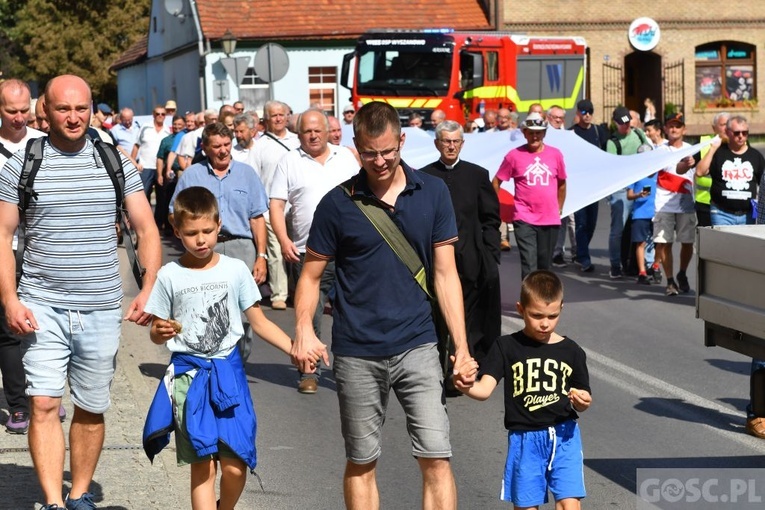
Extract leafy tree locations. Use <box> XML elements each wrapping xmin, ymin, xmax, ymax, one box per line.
<box><xmin>6</xmin><ymin>0</ymin><xmax>150</xmax><ymax>102</ymax></box>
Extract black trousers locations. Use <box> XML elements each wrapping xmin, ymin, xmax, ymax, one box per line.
<box><xmin>0</xmin><ymin>305</ymin><xmax>27</xmax><ymax>413</ymax></box>
<box><xmin>513</xmin><ymin>221</ymin><xmax>559</xmax><ymax>281</ymax></box>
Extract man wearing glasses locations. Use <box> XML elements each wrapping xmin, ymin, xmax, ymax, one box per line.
<box><xmin>696</xmin><ymin>114</ymin><xmax>765</xmax><ymax>440</ymax></box>
<box><xmin>570</xmin><ymin>99</ymin><xmax>607</xmax><ymax>273</ymax></box>
<box><xmin>342</xmin><ymin>103</ymin><xmax>355</xmax><ymax>125</ymax></box>
<box><xmin>133</xmin><ymin>105</ymin><xmax>170</xmax><ymax>200</ymax></box>
<box><xmin>420</xmin><ymin>120</ymin><xmax>501</xmax><ymax>368</ymax></box>
<box><xmin>292</xmin><ymin>101</ymin><xmax>474</xmax><ymax>509</ymax></box>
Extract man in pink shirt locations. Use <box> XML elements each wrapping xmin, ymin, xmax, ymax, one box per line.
<box><xmin>493</xmin><ymin>112</ymin><xmax>567</xmax><ymax>279</ymax></box>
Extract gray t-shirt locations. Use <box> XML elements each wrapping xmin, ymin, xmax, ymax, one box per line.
<box><xmin>0</xmin><ymin>139</ymin><xmax>143</xmax><ymax>310</ymax></box>
<box><xmin>145</xmin><ymin>254</ymin><xmax>261</xmax><ymax>357</ymax></box>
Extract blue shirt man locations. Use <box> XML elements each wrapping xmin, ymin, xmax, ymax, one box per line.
<box><xmin>169</xmin><ymin>122</ymin><xmax>268</xmax><ymax>283</ymax></box>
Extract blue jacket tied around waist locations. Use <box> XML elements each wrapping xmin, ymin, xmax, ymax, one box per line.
<box><xmin>143</xmin><ymin>348</ymin><xmax>258</xmax><ymax>470</ymax></box>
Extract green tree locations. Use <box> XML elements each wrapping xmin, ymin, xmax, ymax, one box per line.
<box><xmin>7</xmin><ymin>0</ymin><xmax>150</xmax><ymax>102</ymax></box>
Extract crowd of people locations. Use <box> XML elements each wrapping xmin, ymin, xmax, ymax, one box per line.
<box><xmin>0</xmin><ymin>70</ymin><xmax>763</xmax><ymax>510</ymax></box>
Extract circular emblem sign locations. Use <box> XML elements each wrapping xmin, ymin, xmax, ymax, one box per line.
<box><xmin>628</xmin><ymin>17</ymin><xmax>660</xmax><ymax>52</ymax></box>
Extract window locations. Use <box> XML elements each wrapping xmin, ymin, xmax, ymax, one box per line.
<box><xmin>308</xmin><ymin>66</ymin><xmax>337</xmax><ymax>115</ymax></box>
<box><xmin>487</xmin><ymin>51</ymin><xmax>499</xmax><ymax>81</ymax></box>
<box><xmin>240</xmin><ymin>68</ymin><xmax>269</xmax><ymax>115</ymax></box>
<box><xmin>695</xmin><ymin>41</ymin><xmax>756</xmax><ymax>106</ymax></box>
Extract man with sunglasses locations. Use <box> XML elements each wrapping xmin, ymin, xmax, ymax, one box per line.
<box><xmin>133</xmin><ymin>105</ymin><xmax>170</xmax><ymax>201</ymax></box>
<box><xmin>697</xmin><ymin>114</ymin><xmax>765</xmax><ymax>439</ymax></box>
<box><xmin>570</xmin><ymin>99</ymin><xmax>607</xmax><ymax>273</ymax></box>
<box><xmin>696</xmin><ymin>114</ymin><xmax>764</xmax><ymax>227</ymax></box>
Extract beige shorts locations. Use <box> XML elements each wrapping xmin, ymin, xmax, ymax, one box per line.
<box><xmin>652</xmin><ymin>212</ymin><xmax>697</xmax><ymax>244</ymax></box>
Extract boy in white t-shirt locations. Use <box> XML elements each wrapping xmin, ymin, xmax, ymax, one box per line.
<box><xmin>143</xmin><ymin>186</ymin><xmax>311</xmax><ymax>510</ymax></box>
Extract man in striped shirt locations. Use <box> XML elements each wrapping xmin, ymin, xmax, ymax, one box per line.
<box><xmin>0</xmin><ymin>74</ymin><xmax>161</xmax><ymax>510</ymax></box>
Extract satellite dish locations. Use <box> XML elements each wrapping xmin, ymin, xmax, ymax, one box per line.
<box><xmin>164</xmin><ymin>0</ymin><xmax>184</xmax><ymax>16</ymax></box>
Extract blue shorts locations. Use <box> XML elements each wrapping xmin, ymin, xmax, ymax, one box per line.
<box><xmin>501</xmin><ymin>420</ymin><xmax>586</xmax><ymax>506</ymax></box>
<box><xmin>631</xmin><ymin>218</ymin><xmax>653</xmax><ymax>244</ymax></box>
<box><xmin>21</xmin><ymin>303</ymin><xmax>122</xmax><ymax>414</ymax></box>
<box><xmin>333</xmin><ymin>343</ymin><xmax>451</xmax><ymax>464</ymax></box>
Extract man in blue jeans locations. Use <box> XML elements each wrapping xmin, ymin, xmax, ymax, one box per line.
<box><xmin>697</xmin><ymin>114</ymin><xmax>765</xmax><ymax>438</ymax></box>
<box><xmin>570</xmin><ymin>99</ymin><xmax>608</xmax><ymax>273</ymax></box>
<box><xmin>605</xmin><ymin>106</ymin><xmax>649</xmax><ymax>279</ymax></box>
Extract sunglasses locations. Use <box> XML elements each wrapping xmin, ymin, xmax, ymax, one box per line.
<box><xmin>579</xmin><ymin>110</ymin><xmax>593</xmax><ymax>116</ymax></box>
<box><xmin>730</xmin><ymin>130</ymin><xmax>749</xmax><ymax>137</ymax></box>
<box><xmin>344</xmin><ymin>110</ymin><xmax>355</xmax><ymax>114</ymax></box>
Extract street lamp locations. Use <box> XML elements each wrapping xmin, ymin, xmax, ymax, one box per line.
<box><xmin>221</xmin><ymin>29</ymin><xmax>237</xmax><ymax>57</ymax></box>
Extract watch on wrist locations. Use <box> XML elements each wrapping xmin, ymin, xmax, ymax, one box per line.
<box><xmin>257</xmin><ymin>253</ymin><xmax>268</xmax><ymax>260</ymax></box>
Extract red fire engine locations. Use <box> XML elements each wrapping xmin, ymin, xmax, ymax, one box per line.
<box><xmin>341</xmin><ymin>29</ymin><xmax>587</xmax><ymax>127</ymax></box>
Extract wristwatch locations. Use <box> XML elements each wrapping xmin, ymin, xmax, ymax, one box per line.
<box><xmin>257</xmin><ymin>253</ymin><xmax>268</xmax><ymax>260</ymax></box>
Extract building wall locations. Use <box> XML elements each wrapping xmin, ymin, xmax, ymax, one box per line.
<box><xmin>502</xmin><ymin>2</ymin><xmax>765</xmax><ymax>134</ymax></box>
<box><xmin>203</xmin><ymin>46</ymin><xmax>354</xmax><ymax>117</ymax></box>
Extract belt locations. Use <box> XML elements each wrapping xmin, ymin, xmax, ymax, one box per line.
<box><xmin>711</xmin><ymin>203</ymin><xmax>749</xmax><ymax>216</ymax></box>
<box><xmin>217</xmin><ymin>233</ymin><xmax>251</xmax><ymax>242</ymax></box>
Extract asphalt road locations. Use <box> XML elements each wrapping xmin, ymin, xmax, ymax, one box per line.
<box><xmin>2</xmin><ymin>198</ymin><xmax>763</xmax><ymax>509</ymax></box>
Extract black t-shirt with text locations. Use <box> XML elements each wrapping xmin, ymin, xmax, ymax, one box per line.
<box><xmin>480</xmin><ymin>331</ymin><xmax>590</xmax><ymax>431</ymax></box>
<box><xmin>710</xmin><ymin>144</ymin><xmax>765</xmax><ymax>213</ymax></box>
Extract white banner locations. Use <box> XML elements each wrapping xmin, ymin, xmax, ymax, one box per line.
<box><xmin>395</xmin><ymin>127</ymin><xmax>713</xmax><ymax>218</ymax></box>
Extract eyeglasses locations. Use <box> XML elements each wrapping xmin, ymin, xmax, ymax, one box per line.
<box><xmin>438</xmin><ymin>138</ymin><xmax>463</xmax><ymax>146</ymax></box>
<box><xmin>549</xmin><ymin>115</ymin><xmax>565</xmax><ymax>121</ymax></box>
<box><xmin>579</xmin><ymin>110</ymin><xmax>593</xmax><ymax>116</ymax></box>
<box><xmin>359</xmin><ymin>147</ymin><xmax>399</xmax><ymax>162</ymax></box>
<box><xmin>730</xmin><ymin>130</ymin><xmax>749</xmax><ymax>137</ymax></box>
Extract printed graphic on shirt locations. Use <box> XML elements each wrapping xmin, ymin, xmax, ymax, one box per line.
<box><xmin>524</xmin><ymin>157</ymin><xmax>553</xmax><ymax>186</ymax></box>
<box><xmin>512</xmin><ymin>358</ymin><xmax>573</xmax><ymax>412</ymax></box>
<box><xmin>174</xmin><ymin>282</ymin><xmax>230</xmax><ymax>354</ymax></box>
<box><xmin>721</xmin><ymin>157</ymin><xmax>756</xmax><ymax>199</ymax></box>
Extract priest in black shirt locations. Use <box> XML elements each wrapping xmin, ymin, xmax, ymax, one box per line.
<box><xmin>420</xmin><ymin>120</ymin><xmax>501</xmax><ymax>366</ymax></box>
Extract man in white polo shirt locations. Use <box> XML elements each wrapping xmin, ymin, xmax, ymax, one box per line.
<box><xmin>269</xmin><ymin>108</ymin><xmax>357</xmax><ymax>393</ymax></box>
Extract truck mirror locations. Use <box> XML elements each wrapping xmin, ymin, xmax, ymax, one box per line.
<box><xmin>341</xmin><ymin>52</ymin><xmax>355</xmax><ymax>90</ymax></box>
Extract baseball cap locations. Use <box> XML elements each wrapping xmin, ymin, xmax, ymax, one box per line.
<box><xmin>577</xmin><ymin>99</ymin><xmax>594</xmax><ymax>113</ymax></box>
<box><xmin>522</xmin><ymin>112</ymin><xmax>548</xmax><ymax>131</ymax></box>
<box><xmin>664</xmin><ymin>112</ymin><xmax>685</xmax><ymax>126</ymax></box>
<box><xmin>97</xmin><ymin>103</ymin><xmax>113</xmax><ymax>115</ymax></box>
<box><xmin>612</xmin><ymin>106</ymin><xmax>631</xmax><ymax>125</ymax></box>
<box><xmin>343</xmin><ymin>103</ymin><xmax>355</xmax><ymax>114</ymax></box>
<box><xmin>165</xmin><ymin>100</ymin><xmax>177</xmax><ymax>110</ymax></box>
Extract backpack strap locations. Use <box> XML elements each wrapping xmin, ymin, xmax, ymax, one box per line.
<box><xmin>610</xmin><ymin>135</ymin><xmax>623</xmax><ymax>156</ymax></box>
<box><xmin>18</xmin><ymin>137</ymin><xmax>46</xmax><ymax>212</ymax></box>
<box><xmin>338</xmin><ymin>178</ymin><xmax>434</xmax><ymax>301</ymax></box>
<box><xmin>0</xmin><ymin>141</ymin><xmax>13</xmax><ymax>160</ymax></box>
<box><xmin>92</xmin><ymin>138</ymin><xmax>125</xmax><ymax>221</ymax></box>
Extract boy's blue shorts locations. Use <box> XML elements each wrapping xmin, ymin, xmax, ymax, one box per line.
<box><xmin>500</xmin><ymin>420</ymin><xmax>586</xmax><ymax>506</ymax></box>
<box><xmin>631</xmin><ymin>218</ymin><xmax>653</xmax><ymax>244</ymax></box>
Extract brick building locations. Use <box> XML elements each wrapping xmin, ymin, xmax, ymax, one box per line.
<box><xmin>501</xmin><ymin>2</ymin><xmax>765</xmax><ymax>135</ymax></box>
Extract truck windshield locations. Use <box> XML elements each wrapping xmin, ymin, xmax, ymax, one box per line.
<box><xmin>356</xmin><ymin>48</ymin><xmax>453</xmax><ymax>97</ymax></box>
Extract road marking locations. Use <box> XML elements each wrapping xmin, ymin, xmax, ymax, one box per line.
<box><xmin>501</xmin><ymin>316</ymin><xmax>765</xmax><ymax>452</ymax></box>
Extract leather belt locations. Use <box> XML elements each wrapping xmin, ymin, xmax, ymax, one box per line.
<box><xmin>217</xmin><ymin>233</ymin><xmax>250</xmax><ymax>242</ymax></box>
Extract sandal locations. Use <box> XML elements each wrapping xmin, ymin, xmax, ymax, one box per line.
<box><xmin>746</xmin><ymin>417</ymin><xmax>765</xmax><ymax>439</ymax></box>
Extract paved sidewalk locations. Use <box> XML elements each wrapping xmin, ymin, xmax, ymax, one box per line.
<box><xmin>0</xmin><ymin>249</ymin><xmax>191</xmax><ymax>509</ymax></box>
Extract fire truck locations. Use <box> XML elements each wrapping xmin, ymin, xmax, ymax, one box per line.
<box><xmin>340</xmin><ymin>29</ymin><xmax>587</xmax><ymax>127</ymax></box>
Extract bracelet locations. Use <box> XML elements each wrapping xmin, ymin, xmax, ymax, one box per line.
<box><xmin>257</xmin><ymin>253</ymin><xmax>268</xmax><ymax>260</ymax></box>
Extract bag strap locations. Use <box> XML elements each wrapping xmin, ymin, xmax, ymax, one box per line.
<box><xmin>0</xmin><ymin>141</ymin><xmax>13</xmax><ymax>160</ymax></box>
<box><xmin>263</xmin><ymin>132</ymin><xmax>292</xmax><ymax>152</ymax></box>
<box><xmin>339</xmin><ymin>179</ymin><xmax>434</xmax><ymax>301</ymax></box>
<box><xmin>18</xmin><ymin>137</ymin><xmax>46</xmax><ymax>212</ymax></box>
<box><xmin>92</xmin><ymin>139</ymin><xmax>125</xmax><ymax>221</ymax></box>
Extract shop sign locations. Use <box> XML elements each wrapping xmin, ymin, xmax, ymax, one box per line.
<box><xmin>628</xmin><ymin>17</ymin><xmax>660</xmax><ymax>52</ymax></box>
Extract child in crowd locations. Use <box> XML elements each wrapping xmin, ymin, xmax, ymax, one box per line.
<box><xmin>454</xmin><ymin>270</ymin><xmax>592</xmax><ymax>510</ymax></box>
<box><xmin>142</xmin><ymin>186</ymin><xmax>299</xmax><ymax>510</ymax></box>
<box><xmin>627</xmin><ymin>171</ymin><xmax>659</xmax><ymax>285</ymax></box>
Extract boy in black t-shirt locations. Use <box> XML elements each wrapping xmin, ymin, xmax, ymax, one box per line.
<box><xmin>454</xmin><ymin>270</ymin><xmax>592</xmax><ymax>509</ymax></box>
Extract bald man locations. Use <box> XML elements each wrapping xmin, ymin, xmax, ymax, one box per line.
<box><xmin>0</xmin><ymin>74</ymin><xmax>161</xmax><ymax>509</ymax></box>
